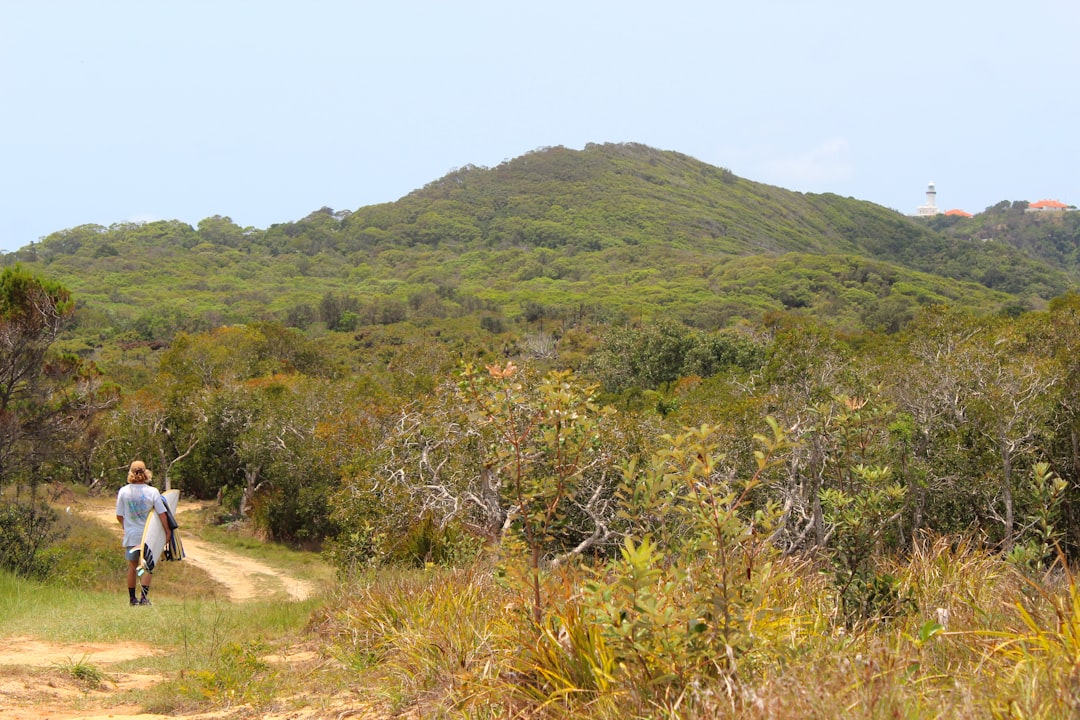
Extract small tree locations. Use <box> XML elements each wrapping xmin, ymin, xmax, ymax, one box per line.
<box><xmin>0</xmin><ymin>265</ymin><xmax>76</xmax><ymax>484</ymax></box>
<box><xmin>1005</xmin><ymin>462</ymin><xmax>1069</xmax><ymax>572</ymax></box>
<box><xmin>333</xmin><ymin>363</ymin><xmax>625</xmax><ymax>619</ymax></box>
<box><xmin>820</xmin><ymin>464</ymin><xmax>908</xmax><ymax>623</ymax></box>
<box><xmin>460</xmin><ymin>362</ymin><xmax>618</xmax><ymax>627</ymax></box>
<box><xmin>582</xmin><ymin>419</ymin><xmax>792</xmax><ymax>686</ymax></box>
<box><xmin>0</xmin><ymin>266</ymin><xmax>114</xmax><ymax>576</ymax></box>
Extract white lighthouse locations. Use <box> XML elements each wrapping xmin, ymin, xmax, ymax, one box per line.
<box><xmin>914</xmin><ymin>181</ymin><xmax>942</xmax><ymax>216</ymax></box>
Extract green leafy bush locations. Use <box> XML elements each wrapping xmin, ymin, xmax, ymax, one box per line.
<box><xmin>0</xmin><ymin>499</ymin><xmax>63</xmax><ymax>579</ymax></box>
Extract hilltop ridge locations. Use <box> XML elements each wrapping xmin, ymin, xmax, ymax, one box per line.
<box><xmin>1</xmin><ymin>143</ymin><xmax>1074</xmax><ymax>356</ymax></box>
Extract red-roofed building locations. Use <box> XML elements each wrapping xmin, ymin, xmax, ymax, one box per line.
<box><xmin>1027</xmin><ymin>199</ymin><xmax>1071</xmax><ymax>212</ymax></box>
<box><xmin>945</xmin><ymin>209</ymin><xmax>972</xmax><ymax>217</ymax></box>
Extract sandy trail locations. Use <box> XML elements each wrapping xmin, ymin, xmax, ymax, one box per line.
<box><xmin>177</xmin><ymin>533</ymin><xmax>315</xmax><ymax>601</ymax></box>
<box><xmin>0</xmin><ymin>494</ymin><xmax>330</xmax><ymax>720</ymax></box>
<box><xmin>82</xmin><ymin>498</ymin><xmax>316</xmax><ymax>602</ymax></box>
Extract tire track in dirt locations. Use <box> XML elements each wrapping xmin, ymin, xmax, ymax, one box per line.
<box><xmin>178</xmin><ymin>532</ymin><xmax>314</xmax><ymax>601</ymax></box>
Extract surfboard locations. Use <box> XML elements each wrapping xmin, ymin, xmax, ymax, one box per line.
<box><xmin>136</xmin><ymin>488</ymin><xmax>184</xmax><ymax>577</ymax></box>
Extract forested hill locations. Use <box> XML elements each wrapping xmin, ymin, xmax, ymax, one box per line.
<box><xmin>1</xmin><ymin>143</ymin><xmax>1073</xmax><ymax>346</ymax></box>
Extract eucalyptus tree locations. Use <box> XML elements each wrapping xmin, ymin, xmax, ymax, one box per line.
<box><xmin>759</xmin><ymin>314</ymin><xmax>865</xmax><ymax>552</ymax></box>
<box><xmin>110</xmin><ymin>322</ymin><xmax>336</xmax><ymax>501</ymax></box>
<box><xmin>0</xmin><ymin>266</ymin><xmax>115</xmax><ymax>575</ymax></box>
<box><xmin>961</xmin><ymin>316</ymin><xmax>1060</xmax><ymax>551</ymax></box>
<box><xmin>332</xmin><ymin>363</ymin><xmax>631</xmax><ymax>579</ymax></box>
<box><xmin>0</xmin><ymin>265</ymin><xmax>114</xmax><ymax>487</ymax></box>
<box><xmin>884</xmin><ymin>307</ymin><xmax>984</xmax><ymax>541</ymax></box>
<box><xmin>1039</xmin><ymin>293</ymin><xmax>1080</xmax><ymax>549</ymax></box>
<box><xmin>206</xmin><ymin>372</ymin><xmax>366</xmax><ymax>543</ymax></box>
<box><xmin>100</xmin><ymin>327</ymin><xmax>260</xmax><ymax>495</ymax></box>
<box><xmin>99</xmin><ymin>388</ymin><xmax>200</xmax><ymax>492</ymax></box>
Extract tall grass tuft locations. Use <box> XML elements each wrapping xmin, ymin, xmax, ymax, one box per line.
<box><xmin>312</xmin><ymin>562</ymin><xmax>511</xmax><ymax>716</ymax></box>
<box><xmin>985</xmin><ymin>556</ymin><xmax>1080</xmax><ymax>717</ymax></box>
<box><xmin>506</xmin><ymin>568</ymin><xmax>622</xmax><ymax>718</ymax></box>
<box><xmin>55</xmin><ymin>654</ymin><xmax>110</xmax><ymax>690</ymax></box>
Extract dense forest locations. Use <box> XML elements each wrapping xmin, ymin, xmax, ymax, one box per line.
<box><xmin>5</xmin><ymin>143</ymin><xmax>1080</xmax><ymax>717</ymax></box>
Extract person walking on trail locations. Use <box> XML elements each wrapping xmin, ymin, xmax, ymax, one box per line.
<box><xmin>116</xmin><ymin>460</ymin><xmax>170</xmax><ymax>606</ymax></box>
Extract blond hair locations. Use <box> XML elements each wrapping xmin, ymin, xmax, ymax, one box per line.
<box><xmin>127</xmin><ymin>460</ymin><xmax>153</xmax><ymax>484</ymax></box>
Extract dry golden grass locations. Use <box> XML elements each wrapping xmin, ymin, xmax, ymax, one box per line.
<box><xmin>303</xmin><ymin>537</ymin><xmax>1080</xmax><ymax>719</ymax></box>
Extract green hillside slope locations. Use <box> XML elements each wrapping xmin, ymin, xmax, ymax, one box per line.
<box><xmin>929</xmin><ymin>199</ymin><xmax>1080</xmax><ymax>273</ymax></box>
<box><xmin>1</xmin><ymin>143</ymin><xmax>1071</xmax><ymax>354</ymax></box>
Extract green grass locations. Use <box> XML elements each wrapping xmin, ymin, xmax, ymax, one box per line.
<box><xmin>54</xmin><ymin>654</ymin><xmax>111</xmax><ymax>690</ymax></box>
<box><xmin>0</xmin><ymin>569</ymin><xmax>330</xmax><ymax>714</ymax></box>
<box><xmin>0</xmin><ymin>570</ymin><xmax>316</xmax><ymax>645</ymax></box>
<box><xmin>0</xmin><ymin>498</ymin><xmax>340</xmax><ymax>715</ymax></box>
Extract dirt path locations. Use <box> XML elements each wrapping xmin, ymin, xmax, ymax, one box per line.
<box><xmin>0</xmin><ymin>634</ymin><xmax>340</xmax><ymax>720</ymax></box>
<box><xmin>82</xmin><ymin>498</ymin><xmax>316</xmax><ymax>602</ymax></box>
<box><xmin>178</xmin><ymin>533</ymin><xmax>315</xmax><ymax>601</ymax></box>
<box><xmin>0</xmin><ymin>636</ymin><xmax>165</xmax><ymax>720</ymax></box>
<box><xmin>0</xmin><ymin>494</ymin><xmax>332</xmax><ymax>719</ymax></box>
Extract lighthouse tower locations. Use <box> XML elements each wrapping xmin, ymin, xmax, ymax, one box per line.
<box><xmin>914</xmin><ymin>181</ymin><xmax>942</xmax><ymax>216</ymax></box>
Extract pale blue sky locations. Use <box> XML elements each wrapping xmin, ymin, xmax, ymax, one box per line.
<box><xmin>2</xmin><ymin>1</ymin><xmax>1078</xmax><ymax>253</ymax></box>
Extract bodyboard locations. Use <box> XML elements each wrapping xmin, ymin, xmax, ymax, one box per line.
<box><xmin>137</xmin><ymin>489</ymin><xmax>182</xmax><ymax>577</ymax></box>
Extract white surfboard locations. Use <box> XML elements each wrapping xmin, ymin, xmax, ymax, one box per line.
<box><xmin>137</xmin><ymin>489</ymin><xmax>183</xmax><ymax>577</ymax></box>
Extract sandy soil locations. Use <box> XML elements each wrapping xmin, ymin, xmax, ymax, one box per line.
<box><xmin>0</xmin><ymin>494</ymin><xmax>338</xmax><ymax>720</ymax></box>
<box><xmin>0</xmin><ymin>635</ymin><xmax>166</xmax><ymax>720</ymax></box>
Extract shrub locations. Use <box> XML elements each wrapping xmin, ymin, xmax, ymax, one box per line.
<box><xmin>501</xmin><ymin>419</ymin><xmax>793</xmax><ymax>715</ymax></box>
<box><xmin>0</xmin><ymin>498</ymin><xmax>63</xmax><ymax>579</ymax></box>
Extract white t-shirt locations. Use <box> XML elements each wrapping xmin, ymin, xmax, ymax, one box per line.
<box><xmin>116</xmin><ymin>482</ymin><xmax>167</xmax><ymax>547</ymax></box>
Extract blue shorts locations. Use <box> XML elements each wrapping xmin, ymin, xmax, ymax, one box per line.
<box><xmin>125</xmin><ymin>546</ymin><xmax>140</xmax><ymax>563</ymax></box>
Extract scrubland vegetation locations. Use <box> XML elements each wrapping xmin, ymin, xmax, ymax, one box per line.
<box><xmin>4</xmin><ymin>143</ymin><xmax>1080</xmax><ymax>716</ymax></box>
